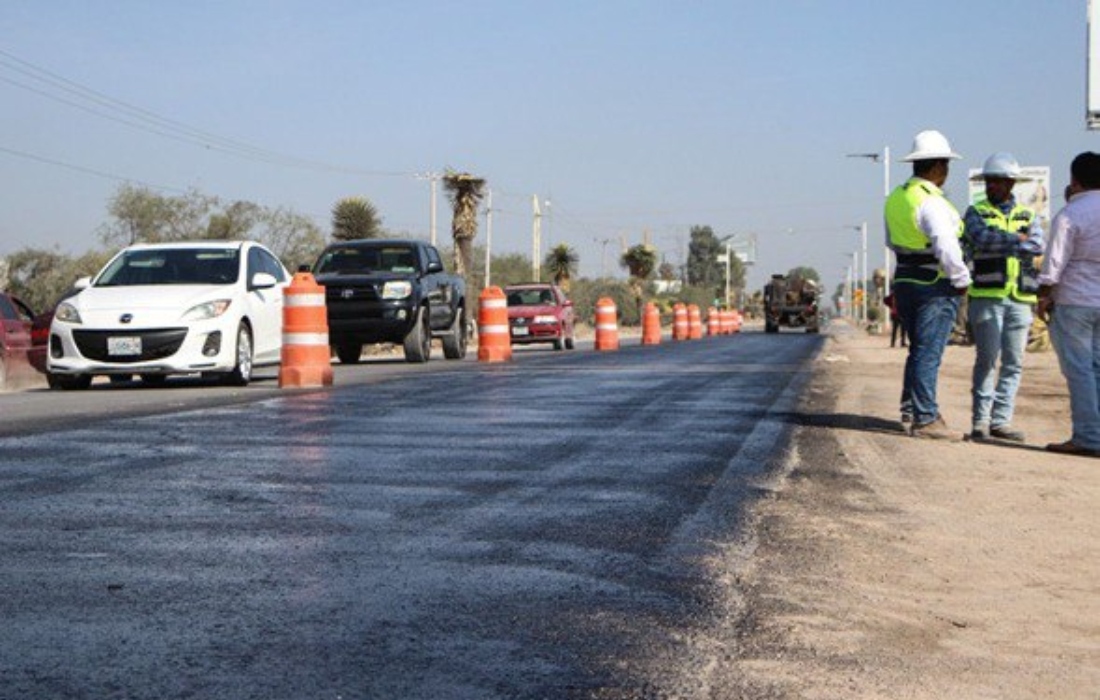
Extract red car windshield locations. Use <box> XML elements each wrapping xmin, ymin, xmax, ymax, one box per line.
<box><xmin>506</xmin><ymin>288</ymin><xmax>556</xmax><ymax>306</ymax></box>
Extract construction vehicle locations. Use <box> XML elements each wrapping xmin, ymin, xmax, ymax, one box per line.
<box><xmin>763</xmin><ymin>273</ymin><xmax>820</xmax><ymax>334</ymax></box>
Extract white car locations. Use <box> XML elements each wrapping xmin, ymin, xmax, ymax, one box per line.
<box><xmin>47</xmin><ymin>241</ymin><xmax>289</xmax><ymax>389</ymax></box>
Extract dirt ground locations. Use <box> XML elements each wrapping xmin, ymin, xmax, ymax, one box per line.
<box><xmin>709</xmin><ymin>322</ymin><xmax>1100</xmax><ymax>699</ymax></box>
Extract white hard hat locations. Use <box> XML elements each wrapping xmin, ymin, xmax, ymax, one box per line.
<box><xmin>901</xmin><ymin>129</ymin><xmax>961</xmax><ymax>162</ymax></box>
<box><xmin>970</xmin><ymin>152</ymin><xmax>1030</xmax><ymax>181</ymax></box>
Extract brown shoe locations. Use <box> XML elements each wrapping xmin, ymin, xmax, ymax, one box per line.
<box><xmin>910</xmin><ymin>416</ymin><xmax>961</xmax><ymax>442</ymax></box>
<box><xmin>1045</xmin><ymin>440</ymin><xmax>1100</xmax><ymax>457</ymax></box>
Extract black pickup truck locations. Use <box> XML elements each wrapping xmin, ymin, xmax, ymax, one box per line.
<box><xmin>312</xmin><ymin>239</ymin><xmax>467</xmax><ymax>363</ymax></box>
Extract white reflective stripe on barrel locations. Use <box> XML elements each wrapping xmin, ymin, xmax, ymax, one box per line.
<box><xmin>283</xmin><ymin>332</ymin><xmax>329</xmax><ymax>346</ymax></box>
<box><xmin>481</xmin><ymin>298</ymin><xmax>507</xmax><ymax>309</ymax></box>
<box><xmin>596</xmin><ymin>324</ymin><xmax>618</xmax><ymax>331</ymax></box>
<box><xmin>284</xmin><ymin>293</ymin><xmax>326</xmax><ymax>307</ymax></box>
<box><xmin>479</xmin><ymin>324</ymin><xmax>510</xmax><ymax>334</ymax></box>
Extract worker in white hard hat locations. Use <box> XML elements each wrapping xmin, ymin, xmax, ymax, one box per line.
<box><xmin>884</xmin><ymin>129</ymin><xmax>972</xmax><ymax>440</ymax></box>
<box><xmin>962</xmin><ymin>152</ymin><xmax>1045</xmax><ymax>443</ymax></box>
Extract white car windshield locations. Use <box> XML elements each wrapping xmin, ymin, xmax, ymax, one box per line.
<box><xmin>96</xmin><ymin>249</ymin><xmax>240</xmax><ymax>286</ymax></box>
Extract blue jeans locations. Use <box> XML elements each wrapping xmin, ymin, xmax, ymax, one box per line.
<box><xmin>895</xmin><ymin>279</ymin><xmax>961</xmax><ymax>425</ymax></box>
<box><xmin>969</xmin><ymin>296</ymin><xmax>1032</xmax><ymax>429</ymax></box>
<box><xmin>1050</xmin><ymin>304</ymin><xmax>1100</xmax><ymax>450</ymax></box>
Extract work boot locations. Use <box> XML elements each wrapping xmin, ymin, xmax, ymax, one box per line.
<box><xmin>969</xmin><ymin>424</ymin><xmax>990</xmax><ymax>442</ymax></box>
<box><xmin>990</xmin><ymin>425</ymin><xmax>1025</xmax><ymax>443</ymax></box>
<box><xmin>909</xmin><ymin>415</ymin><xmax>960</xmax><ymax>442</ymax></box>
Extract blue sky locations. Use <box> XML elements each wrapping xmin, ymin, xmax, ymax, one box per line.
<box><xmin>0</xmin><ymin>1</ymin><xmax>1092</xmax><ymax>294</ymax></box>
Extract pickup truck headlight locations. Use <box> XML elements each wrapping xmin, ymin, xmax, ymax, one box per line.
<box><xmin>382</xmin><ymin>281</ymin><xmax>413</xmax><ymax>300</ymax></box>
<box><xmin>533</xmin><ymin>315</ymin><xmax>557</xmax><ymax>324</ymax></box>
<box><xmin>55</xmin><ymin>301</ymin><xmax>82</xmax><ymax>324</ymax></box>
<box><xmin>182</xmin><ymin>299</ymin><xmax>232</xmax><ymax>321</ymax></box>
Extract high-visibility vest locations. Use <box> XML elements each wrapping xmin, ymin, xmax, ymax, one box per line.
<box><xmin>967</xmin><ymin>199</ymin><xmax>1039</xmax><ymax>304</ymax></box>
<box><xmin>885</xmin><ymin>178</ymin><xmax>963</xmax><ymax>284</ymax></box>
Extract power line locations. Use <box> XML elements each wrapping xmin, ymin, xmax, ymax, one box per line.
<box><xmin>0</xmin><ymin>144</ymin><xmax>186</xmax><ymax>193</ymax></box>
<box><xmin>0</xmin><ymin>47</ymin><xmax>413</xmax><ymax>178</ymax></box>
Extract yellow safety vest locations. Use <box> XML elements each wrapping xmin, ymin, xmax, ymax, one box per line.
<box><xmin>967</xmin><ymin>200</ymin><xmax>1038</xmax><ymax>304</ymax></box>
<box><xmin>885</xmin><ymin>178</ymin><xmax>963</xmax><ymax>284</ymax></box>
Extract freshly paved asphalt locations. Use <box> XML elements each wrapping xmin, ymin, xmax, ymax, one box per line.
<box><xmin>0</xmin><ymin>331</ymin><xmax>822</xmax><ymax>699</ymax></box>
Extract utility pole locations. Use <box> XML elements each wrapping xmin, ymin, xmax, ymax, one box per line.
<box><xmin>484</xmin><ymin>189</ymin><xmax>493</xmax><ymax>288</ymax></box>
<box><xmin>415</xmin><ymin>172</ymin><xmax>441</xmax><ymax>245</ymax></box>
<box><xmin>531</xmin><ymin>195</ymin><xmax>542</xmax><ymax>282</ymax></box>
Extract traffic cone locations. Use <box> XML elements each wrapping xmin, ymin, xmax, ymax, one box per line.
<box><xmin>707</xmin><ymin>306</ymin><xmax>720</xmax><ymax>337</ymax></box>
<box><xmin>477</xmin><ymin>286</ymin><xmax>512</xmax><ymax>362</ymax></box>
<box><xmin>688</xmin><ymin>304</ymin><xmax>703</xmax><ymax>340</ymax></box>
<box><xmin>642</xmin><ymin>302</ymin><xmax>661</xmax><ymax>345</ymax></box>
<box><xmin>279</xmin><ymin>270</ymin><xmax>334</xmax><ymax>388</ymax></box>
<box><xmin>672</xmin><ymin>303</ymin><xmax>688</xmax><ymax>341</ymax></box>
<box><xmin>594</xmin><ymin>297</ymin><xmax>619</xmax><ymax>351</ymax></box>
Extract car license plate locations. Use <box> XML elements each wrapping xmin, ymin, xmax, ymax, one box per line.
<box><xmin>107</xmin><ymin>336</ymin><xmax>142</xmax><ymax>356</ymax></box>
<box><xmin>511</xmin><ymin>326</ymin><xmax>529</xmax><ymax>337</ymax></box>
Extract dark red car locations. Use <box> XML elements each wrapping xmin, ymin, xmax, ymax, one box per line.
<box><xmin>0</xmin><ymin>291</ymin><xmax>36</xmax><ymax>389</ymax></box>
<box><xmin>504</xmin><ymin>283</ymin><xmax>576</xmax><ymax>351</ymax></box>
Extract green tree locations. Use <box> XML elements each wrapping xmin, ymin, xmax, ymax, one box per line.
<box><xmin>787</xmin><ymin>266</ymin><xmax>821</xmax><ymax>283</ymax></box>
<box><xmin>331</xmin><ymin>196</ymin><xmax>384</xmax><ymax>241</ymax></box>
<box><xmin>620</xmin><ymin>243</ymin><xmax>658</xmax><ymax>322</ymax></box>
<box><xmin>4</xmin><ymin>247</ymin><xmax>111</xmax><ymax>312</ymax></box>
<box><xmin>206</xmin><ymin>200</ymin><xmax>262</xmax><ymax>240</ymax></box>
<box><xmin>687</xmin><ymin>225</ymin><xmax>723</xmax><ymax>286</ymax></box>
<box><xmin>543</xmin><ymin>244</ymin><xmax>579</xmax><ymax>289</ymax></box>
<box><xmin>442</xmin><ymin>170</ymin><xmax>486</xmax><ymax>277</ymax></box>
<box><xmin>257</xmin><ymin>207</ymin><xmax>326</xmax><ymax>271</ymax></box>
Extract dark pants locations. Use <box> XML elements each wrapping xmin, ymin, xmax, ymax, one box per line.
<box><xmin>890</xmin><ymin>317</ymin><xmax>907</xmax><ymax>347</ymax></box>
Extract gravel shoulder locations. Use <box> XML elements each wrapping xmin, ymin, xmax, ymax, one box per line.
<box><xmin>709</xmin><ymin>322</ymin><xmax>1100</xmax><ymax>699</ymax></box>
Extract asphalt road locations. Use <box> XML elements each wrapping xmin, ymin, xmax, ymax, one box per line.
<box><xmin>0</xmin><ymin>331</ymin><xmax>822</xmax><ymax>699</ymax></box>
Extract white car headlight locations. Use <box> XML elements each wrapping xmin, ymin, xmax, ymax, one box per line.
<box><xmin>182</xmin><ymin>299</ymin><xmax>232</xmax><ymax>321</ymax></box>
<box><xmin>534</xmin><ymin>315</ymin><xmax>557</xmax><ymax>324</ymax></box>
<box><xmin>382</xmin><ymin>281</ymin><xmax>413</xmax><ymax>300</ymax></box>
<box><xmin>55</xmin><ymin>301</ymin><xmax>82</xmax><ymax>324</ymax></box>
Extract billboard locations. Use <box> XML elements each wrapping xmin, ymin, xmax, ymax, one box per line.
<box><xmin>968</xmin><ymin>165</ymin><xmax>1051</xmax><ymax>232</ymax></box>
<box><xmin>1091</xmin><ymin>0</ymin><xmax>1100</xmax><ymax>128</ymax></box>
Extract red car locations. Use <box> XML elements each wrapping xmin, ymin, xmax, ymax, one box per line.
<box><xmin>504</xmin><ymin>283</ymin><xmax>576</xmax><ymax>350</ymax></box>
<box><xmin>0</xmin><ymin>291</ymin><xmax>36</xmax><ymax>389</ymax></box>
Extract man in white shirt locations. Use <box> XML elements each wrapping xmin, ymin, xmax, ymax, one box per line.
<box><xmin>885</xmin><ymin>130</ymin><xmax>972</xmax><ymax>440</ymax></box>
<box><xmin>1037</xmin><ymin>152</ymin><xmax>1100</xmax><ymax>457</ymax></box>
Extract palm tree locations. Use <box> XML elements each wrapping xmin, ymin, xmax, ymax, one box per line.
<box><xmin>544</xmin><ymin>244</ymin><xmax>579</xmax><ymax>289</ymax></box>
<box><xmin>620</xmin><ymin>243</ymin><xmax>657</xmax><ymax>320</ymax></box>
<box><xmin>442</xmin><ymin>170</ymin><xmax>486</xmax><ymax>277</ymax></box>
<box><xmin>331</xmin><ymin>197</ymin><xmax>384</xmax><ymax>241</ymax></box>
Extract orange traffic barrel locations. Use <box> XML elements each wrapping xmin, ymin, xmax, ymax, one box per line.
<box><xmin>477</xmin><ymin>286</ymin><xmax>512</xmax><ymax>362</ymax></box>
<box><xmin>641</xmin><ymin>302</ymin><xmax>661</xmax><ymax>345</ymax></box>
<box><xmin>688</xmin><ymin>304</ymin><xmax>703</xmax><ymax>340</ymax></box>
<box><xmin>672</xmin><ymin>303</ymin><xmax>688</xmax><ymax>341</ymax></box>
<box><xmin>594</xmin><ymin>297</ymin><xmax>619</xmax><ymax>351</ymax></box>
<box><xmin>706</xmin><ymin>306</ymin><xmax>720</xmax><ymax>337</ymax></box>
<box><xmin>719</xmin><ymin>309</ymin><xmax>732</xmax><ymax>335</ymax></box>
<box><xmin>279</xmin><ymin>270</ymin><xmax>334</xmax><ymax>388</ymax></box>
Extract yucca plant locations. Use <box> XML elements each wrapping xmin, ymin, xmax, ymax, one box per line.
<box><xmin>544</xmin><ymin>244</ymin><xmax>579</xmax><ymax>290</ymax></box>
<box><xmin>442</xmin><ymin>170</ymin><xmax>486</xmax><ymax>277</ymax></box>
<box><xmin>331</xmin><ymin>197</ymin><xmax>383</xmax><ymax>241</ymax></box>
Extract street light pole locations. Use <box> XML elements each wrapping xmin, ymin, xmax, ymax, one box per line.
<box><xmin>484</xmin><ymin>189</ymin><xmax>493</xmax><ymax>288</ymax></box>
<box><xmin>415</xmin><ymin>172</ymin><xmax>441</xmax><ymax>246</ymax></box>
<box><xmin>847</xmin><ymin>147</ymin><xmax>892</xmax><ymax>296</ymax></box>
<box><xmin>860</xmin><ymin>221</ymin><xmax>868</xmax><ymax>324</ymax></box>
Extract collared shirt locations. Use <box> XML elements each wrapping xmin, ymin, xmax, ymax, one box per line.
<box><xmin>962</xmin><ymin>195</ymin><xmax>1045</xmax><ymax>257</ymax></box>
<box><xmin>914</xmin><ymin>181</ymin><xmax>971</xmax><ymax>288</ymax></box>
<box><xmin>1039</xmin><ymin>189</ymin><xmax>1100</xmax><ymax>307</ymax></box>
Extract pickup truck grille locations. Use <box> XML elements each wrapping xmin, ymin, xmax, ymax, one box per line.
<box><xmin>326</xmin><ymin>284</ymin><xmax>380</xmax><ymax>303</ymax></box>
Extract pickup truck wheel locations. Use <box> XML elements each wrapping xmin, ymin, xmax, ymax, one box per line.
<box><xmin>765</xmin><ymin>320</ymin><xmax>779</xmax><ymax>333</ymax></box>
<box><xmin>565</xmin><ymin>331</ymin><xmax>575</xmax><ymax>350</ymax></box>
<box><xmin>403</xmin><ymin>306</ymin><xmax>431</xmax><ymax>363</ymax></box>
<box><xmin>442</xmin><ymin>307</ymin><xmax>467</xmax><ymax>360</ymax></box>
<box><xmin>552</xmin><ymin>338</ymin><xmax>563</xmax><ymax>351</ymax></box>
<box><xmin>335</xmin><ymin>342</ymin><xmax>362</xmax><ymax>365</ymax></box>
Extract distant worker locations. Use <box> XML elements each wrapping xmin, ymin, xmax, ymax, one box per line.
<box><xmin>1037</xmin><ymin>152</ymin><xmax>1100</xmax><ymax>457</ymax></box>
<box><xmin>962</xmin><ymin>153</ymin><xmax>1044</xmax><ymax>443</ymax></box>
<box><xmin>885</xmin><ymin>130</ymin><xmax>972</xmax><ymax>439</ymax></box>
<box><xmin>884</xmin><ymin>289</ymin><xmax>907</xmax><ymax>348</ymax></box>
